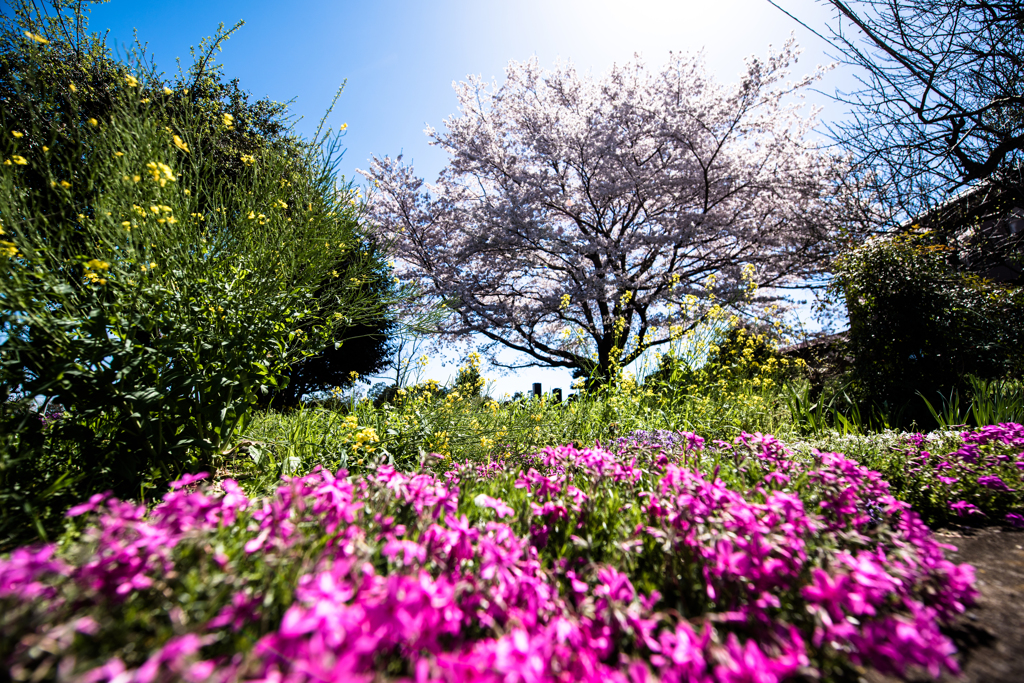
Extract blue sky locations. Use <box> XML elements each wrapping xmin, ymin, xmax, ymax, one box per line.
<box><xmin>88</xmin><ymin>0</ymin><xmax>859</xmax><ymax>398</ymax></box>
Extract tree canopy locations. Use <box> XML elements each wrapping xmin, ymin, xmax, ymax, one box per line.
<box><xmin>781</xmin><ymin>0</ymin><xmax>1024</xmax><ymax>221</ymax></box>
<box><xmin>363</xmin><ymin>43</ymin><xmax>847</xmax><ymax>382</ymax></box>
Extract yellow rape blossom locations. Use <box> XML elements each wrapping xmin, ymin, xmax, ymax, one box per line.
<box><xmin>24</xmin><ymin>31</ymin><xmax>48</xmax><ymax>44</ymax></box>
<box><xmin>172</xmin><ymin>135</ymin><xmax>189</xmax><ymax>153</ymax></box>
<box><xmin>145</xmin><ymin>161</ymin><xmax>175</xmax><ymax>186</ymax></box>
<box><xmin>10</xmin><ymin>156</ymin><xmax>27</xmax><ymax>165</ymax></box>
<box><xmin>163</xmin><ymin>87</ymin><xmax>173</xmax><ymax>95</ymax></box>
<box><xmin>11</xmin><ymin>131</ymin><xmax>23</xmax><ymax>138</ymax></box>
<box><xmin>239</xmin><ymin>154</ymin><xmax>255</xmax><ymax>165</ymax></box>
<box><xmin>222</xmin><ymin>113</ymin><xmax>235</xmax><ymax>129</ymax></box>
<box><xmin>125</xmin><ymin>75</ymin><xmax>139</xmax><ymax>87</ymax></box>
<box><xmin>1</xmin><ymin>241</ymin><xmax>19</xmax><ymax>258</ymax></box>
<box><xmin>83</xmin><ymin>259</ymin><xmax>110</xmax><ymax>285</ymax></box>
<box><xmin>87</xmin><ymin>118</ymin><xmax>98</xmax><ymax>127</ymax></box>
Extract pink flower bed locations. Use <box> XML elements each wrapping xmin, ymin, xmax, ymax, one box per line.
<box><xmin>0</xmin><ymin>433</ymin><xmax>976</xmax><ymax>682</ymax></box>
<box><xmin>900</xmin><ymin>423</ymin><xmax>1024</xmax><ymax>525</ymax></box>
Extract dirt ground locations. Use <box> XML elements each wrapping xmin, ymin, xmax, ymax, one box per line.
<box><xmin>865</xmin><ymin>526</ymin><xmax>1024</xmax><ymax>683</ymax></box>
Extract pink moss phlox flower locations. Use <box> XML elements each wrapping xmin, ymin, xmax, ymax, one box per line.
<box><xmin>133</xmin><ymin>633</ymin><xmax>215</xmax><ymax>683</ymax></box>
<box><xmin>737</xmin><ymin>432</ymin><xmax>794</xmax><ymax>472</ymax></box>
<box><xmin>1005</xmin><ymin>512</ymin><xmax>1024</xmax><ymax>528</ymax></box>
<box><xmin>514</xmin><ymin>468</ymin><xmax>562</xmax><ymax>498</ymax></box>
<box><xmin>473</xmin><ymin>493</ymin><xmax>515</xmax><ymax>518</ymax></box>
<box><xmin>169</xmin><ymin>472</ymin><xmax>209</xmax><ymax>490</ymax></box>
<box><xmin>807</xmin><ymin>451</ymin><xmax>893</xmax><ymax>531</ymax></box>
<box><xmin>950</xmin><ymin>500</ymin><xmax>984</xmax><ymax>517</ymax></box>
<box><xmin>650</xmin><ymin>620</ymin><xmax>711</xmax><ymax>683</ymax></box>
<box><xmin>1</xmin><ymin>434</ymin><xmax>984</xmax><ymax>683</ymax></box>
<box><xmin>905</xmin><ymin>433</ymin><xmax>927</xmax><ymax>449</ymax></box>
<box><xmin>382</xmin><ymin>538</ymin><xmax>428</xmax><ymax>565</ymax></box>
<box><xmin>594</xmin><ymin>566</ymin><xmax>636</xmax><ymax>604</ymax></box>
<box><xmin>66</xmin><ymin>491</ymin><xmax>112</xmax><ymax>518</ymax></box>
<box><xmin>847</xmin><ymin>606</ymin><xmax>959</xmax><ymax>679</ymax></box>
<box><xmin>977</xmin><ymin>475</ymin><xmax>1014</xmax><ymax>491</ymax></box>
<box><xmin>716</xmin><ymin>632</ymin><xmax>805</xmax><ymax>683</ymax></box>
<box><xmin>952</xmin><ymin>443</ymin><xmax>981</xmax><ymax>464</ymax></box>
<box><xmin>207</xmin><ymin>591</ymin><xmax>260</xmax><ymax>632</ymax></box>
<box><xmin>962</xmin><ymin>423</ymin><xmax>1024</xmax><ymax>448</ymax></box>
<box><xmin>0</xmin><ymin>544</ymin><xmax>67</xmax><ymax>600</ymax></box>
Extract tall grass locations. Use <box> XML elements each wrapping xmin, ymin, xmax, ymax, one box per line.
<box><xmin>919</xmin><ymin>376</ymin><xmax>1024</xmax><ymax>429</ymax></box>
<box><xmin>238</xmin><ymin>356</ymin><xmax>798</xmax><ymax>491</ymax></box>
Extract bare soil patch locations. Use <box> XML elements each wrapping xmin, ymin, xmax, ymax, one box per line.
<box><xmin>865</xmin><ymin>526</ymin><xmax>1024</xmax><ymax>683</ymax></box>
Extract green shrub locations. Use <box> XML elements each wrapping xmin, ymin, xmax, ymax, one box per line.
<box><xmin>0</xmin><ymin>7</ymin><xmax>388</xmax><ymax>548</ymax></box>
<box><xmin>832</xmin><ymin>230</ymin><xmax>1024</xmax><ymax>428</ymax></box>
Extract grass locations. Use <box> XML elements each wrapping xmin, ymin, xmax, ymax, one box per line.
<box><xmin>237</xmin><ymin>363</ymin><xmax>799</xmax><ymax>491</ymax></box>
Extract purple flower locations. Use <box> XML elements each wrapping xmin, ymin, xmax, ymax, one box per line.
<box><xmin>66</xmin><ymin>492</ymin><xmax>111</xmax><ymax>518</ymax></box>
<box><xmin>169</xmin><ymin>472</ymin><xmax>209</xmax><ymax>490</ymax></box>
<box><xmin>950</xmin><ymin>500</ymin><xmax>985</xmax><ymax>517</ymax></box>
<box><xmin>473</xmin><ymin>493</ymin><xmax>515</xmax><ymax>518</ymax></box>
<box><xmin>1006</xmin><ymin>513</ymin><xmax>1024</xmax><ymax>528</ymax></box>
<box><xmin>0</xmin><ymin>435</ymin><xmax>982</xmax><ymax>683</ymax></box>
<box><xmin>977</xmin><ymin>475</ymin><xmax>1014</xmax><ymax>492</ymax></box>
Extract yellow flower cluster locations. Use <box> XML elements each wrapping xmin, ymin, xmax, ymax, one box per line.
<box><xmin>341</xmin><ymin>415</ymin><xmax>378</xmax><ymax>452</ymax></box>
<box><xmin>83</xmin><ymin>258</ymin><xmax>110</xmax><ymax>285</ymax></box>
<box><xmin>145</xmin><ymin>161</ymin><xmax>176</xmax><ymax>187</ymax></box>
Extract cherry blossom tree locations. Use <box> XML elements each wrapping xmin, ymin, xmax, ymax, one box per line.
<box><xmin>362</xmin><ymin>41</ymin><xmax>848</xmax><ymax>383</ymax></box>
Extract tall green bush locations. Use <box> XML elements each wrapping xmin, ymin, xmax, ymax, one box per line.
<box><xmin>0</xmin><ymin>5</ymin><xmax>391</xmax><ymax>546</ymax></box>
<box><xmin>832</xmin><ymin>230</ymin><xmax>1024</xmax><ymax>427</ymax></box>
